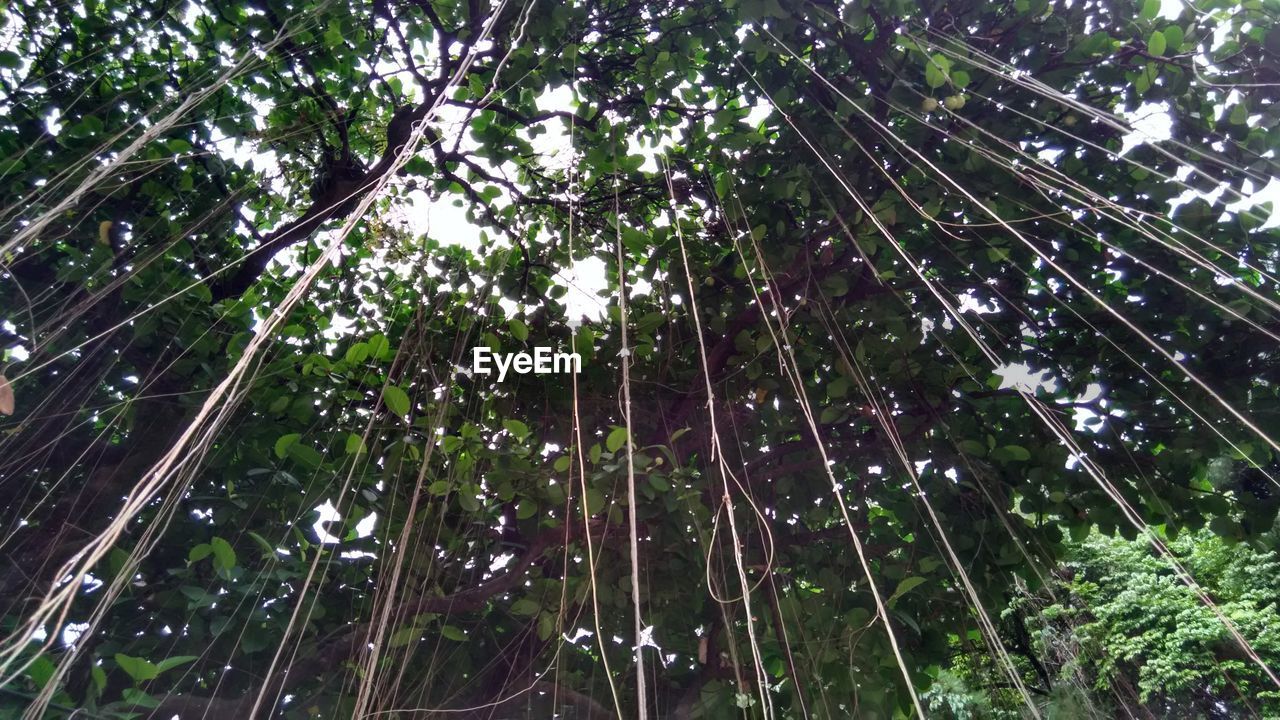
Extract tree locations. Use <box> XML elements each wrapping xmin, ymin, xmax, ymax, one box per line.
<box><xmin>0</xmin><ymin>0</ymin><xmax>1276</xmax><ymax>716</ymax></box>
<box><xmin>930</xmin><ymin>528</ymin><xmax>1280</xmax><ymax>719</ymax></box>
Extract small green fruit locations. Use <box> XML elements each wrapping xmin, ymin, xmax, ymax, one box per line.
<box><xmin>943</xmin><ymin>94</ymin><xmax>966</xmax><ymax>110</ymax></box>
<box><xmin>921</xmin><ymin>97</ymin><xmax>939</xmax><ymax>112</ymax></box>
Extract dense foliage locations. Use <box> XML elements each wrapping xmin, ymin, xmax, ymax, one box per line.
<box><xmin>0</xmin><ymin>0</ymin><xmax>1277</xmax><ymax>716</ymax></box>
<box><xmin>931</xmin><ymin>529</ymin><xmax>1280</xmax><ymax>718</ymax></box>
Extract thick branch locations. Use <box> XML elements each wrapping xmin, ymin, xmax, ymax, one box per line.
<box><xmin>212</xmin><ymin>102</ymin><xmax>428</xmax><ymax>300</ymax></box>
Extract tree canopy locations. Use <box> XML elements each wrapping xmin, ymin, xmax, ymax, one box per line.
<box><xmin>0</xmin><ymin>0</ymin><xmax>1278</xmax><ymax>716</ymax></box>
<box><xmin>930</xmin><ymin>528</ymin><xmax>1280</xmax><ymax>718</ymax></box>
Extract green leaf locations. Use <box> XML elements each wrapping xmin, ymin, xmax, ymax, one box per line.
<box><xmin>1135</xmin><ymin>71</ymin><xmax>1151</xmax><ymax>96</ymax></box>
<box><xmin>106</xmin><ymin>546</ymin><xmax>130</xmax><ymax>579</ymax></box>
<box><xmin>636</xmin><ymin>311</ymin><xmax>665</xmax><ymax>334</ymax></box>
<box><xmin>188</xmin><ymin>543</ymin><xmax>212</xmax><ymax>563</ymax></box>
<box><xmin>887</xmin><ymin>576</ymin><xmax>927</xmax><ymax>607</ymax></box>
<box><xmin>274</xmin><ymin>433</ymin><xmax>300</xmax><ymax>459</ymax></box>
<box><xmin>27</xmin><ymin>656</ymin><xmax>56</xmax><ymax>689</ymax></box>
<box><xmin>1163</xmin><ymin>25</ymin><xmax>1183</xmax><ymax>52</ymax></box>
<box><xmin>607</xmin><ymin>427</ymin><xmax>629</xmax><ymax>453</ymax></box>
<box><xmin>925</xmin><ymin>62</ymin><xmax>943</xmax><ymax>89</ymax></box>
<box><xmin>428</xmin><ymin>480</ymin><xmax>450</xmax><ymax>496</ymax></box>
<box><xmin>441</xmin><ymin>625</ymin><xmax>467</xmax><ymax>641</ymax></box>
<box><xmin>122</xmin><ymin>688</ymin><xmax>159</xmax><ymax>708</ymax></box>
<box><xmin>115</xmin><ymin>653</ymin><xmax>160</xmax><ymax>682</ymax></box>
<box><xmin>389</xmin><ymin>626</ymin><xmax>420</xmax><ymax>647</ymax></box>
<box><xmin>1209</xmin><ymin>516</ymin><xmax>1237</xmax><ymax>537</ymax></box>
<box><xmin>154</xmin><ymin>656</ymin><xmax>198</xmax><ymax>674</ymax></box>
<box><xmin>181</xmin><ymin>586</ymin><xmax>218</xmax><ymax>608</ymax></box>
<box><xmin>209</xmin><ymin>536</ymin><xmax>236</xmax><ymax>572</ymax></box>
<box><xmin>538</xmin><ymin>611</ymin><xmax>556</xmax><ymax>641</ymax></box>
<box><xmin>822</xmin><ymin>274</ymin><xmax>850</xmax><ymax>298</ymax></box>
<box><xmin>1147</xmin><ymin>30</ymin><xmax>1167</xmax><ymax>57</ymax></box>
<box><xmin>458</xmin><ymin>488</ymin><xmax>480</xmax><ymax>512</ymax></box>
<box><xmin>345</xmin><ymin>432</ymin><xmax>365</xmax><ymax>455</ymax></box>
<box><xmin>509</xmin><ymin>318</ymin><xmax>529</xmax><ymax>341</ymax></box>
<box><xmin>574</xmin><ymin>327</ymin><xmax>595</xmax><ymax>362</ymax></box>
<box><xmin>1139</xmin><ymin>0</ymin><xmax>1159</xmax><ymax>20</ymax></box>
<box><xmin>554</xmin><ymin>455</ymin><xmax>572</xmax><ymax>472</ymax></box>
<box><xmin>585</xmin><ymin>488</ymin><xmax>605</xmax><ymax>515</ymax></box>
<box><xmin>287</xmin><ymin>442</ymin><xmax>324</xmax><ymax>469</ymax></box>
<box><xmin>383</xmin><ymin>385</ymin><xmax>411</xmax><ymax>417</ymax></box>
<box><xmin>1002</xmin><ymin>445</ymin><xmax>1032</xmax><ymax>461</ymax></box>
<box><xmin>503</xmin><ymin>419</ymin><xmax>530</xmax><ymax>439</ymax></box>
<box><xmin>345</xmin><ymin>341</ymin><xmax>370</xmax><ymax>364</ymax></box>
<box><xmin>367</xmin><ymin>333</ymin><xmax>391</xmax><ymax>360</ymax></box>
<box><xmin>924</xmin><ymin>53</ymin><xmax>951</xmax><ymax>88</ymax></box>
<box><xmin>511</xmin><ymin>598</ymin><xmax>540</xmax><ymax>616</ymax></box>
<box><xmin>247</xmin><ymin>531</ymin><xmax>277</xmax><ymax>557</ymax></box>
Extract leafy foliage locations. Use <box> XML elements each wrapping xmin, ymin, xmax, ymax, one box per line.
<box><xmin>0</xmin><ymin>0</ymin><xmax>1277</xmax><ymax>716</ymax></box>
<box><xmin>1063</xmin><ymin>531</ymin><xmax>1280</xmax><ymax>713</ymax></box>
<box><xmin>933</xmin><ymin>529</ymin><xmax>1280</xmax><ymax>718</ymax></box>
